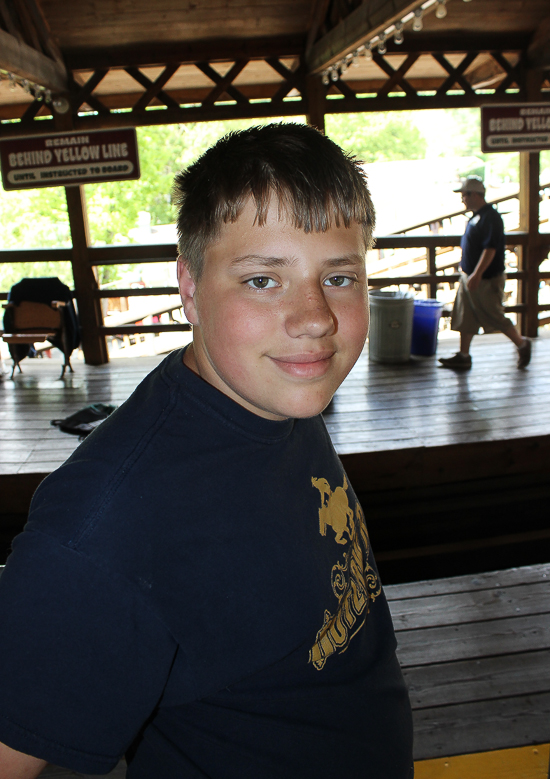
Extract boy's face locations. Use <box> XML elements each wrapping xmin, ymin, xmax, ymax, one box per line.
<box><xmin>177</xmin><ymin>198</ymin><xmax>369</xmax><ymax>421</ymax></box>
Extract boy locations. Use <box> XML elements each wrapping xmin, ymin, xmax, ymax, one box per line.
<box><xmin>0</xmin><ymin>123</ymin><xmax>413</xmax><ymax>778</ymax></box>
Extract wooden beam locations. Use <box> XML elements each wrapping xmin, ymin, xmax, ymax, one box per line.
<box><xmin>11</xmin><ymin>0</ymin><xmax>42</xmax><ymax>53</ymax></box>
<box><xmin>519</xmin><ymin>152</ymin><xmax>541</xmax><ymax>339</ymax></box>
<box><xmin>380</xmin><ymin>33</ymin><xmax>530</xmax><ymax>55</ymax></box>
<box><xmin>52</xmin><ymin>110</ymin><xmax>108</xmax><ymax>365</ymax></box>
<box><xmin>305</xmin><ymin>73</ymin><xmax>326</xmax><ymax>132</ymax></box>
<box><xmin>527</xmin><ymin>16</ymin><xmax>550</xmax><ymax>70</ymax></box>
<box><xmin>306</xmin><ymin>0</ymin><xmax>426</xmax><ymax>74</ymax></box>
<box><xmin>63</xmin><ymin>36</ymin><xmax>306</xmax><ymax>71</ymax></box>
<box><xmin>20</xmin><ymin>0</ymin><xmax>65</xmax><ymax>67</ymax></box>
<box><xmin>465</xmin><ymin>58</ymin><xmax>509</xmax><ymax>91</ymax></box>
<box><xmin>0</xmin><ymin>0</ymin><xmax>24</xmax><ymax>42</ymax></box>
<box><xmin>305</xmin><ymin>0</ymin><xmax>332</xmax><ymax>56</ymax></box>
<box><xmin>64</xmin><ymin>186</ymin><xmax>109</xmax><ymax>364</ymax></box>
<box><xmin>0</xmin><ymin>27</ymin><xmax>67</xmax><ymax>91</ymax></box>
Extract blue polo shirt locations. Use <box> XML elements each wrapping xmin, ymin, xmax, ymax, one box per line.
<box><xmin>460</xmin><ymin>203</ymin><xmax>505</xmax><ymax>278</ymax></box>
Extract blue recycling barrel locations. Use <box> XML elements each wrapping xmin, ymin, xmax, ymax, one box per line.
<box><xmin>411</xmin><ymin>299</ymin><xmax>444</xmax><ymax>357</ymax></box>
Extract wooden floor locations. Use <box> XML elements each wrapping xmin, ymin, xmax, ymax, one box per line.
<box><xmin>1</xmin><ymin>332</ymin><xmax>550</xmax><ymax>475</ymax></box>
<box><xmin>328</xmin><ymin>331</ymin><xmax>550</xmax><ymax>455</ymax></box>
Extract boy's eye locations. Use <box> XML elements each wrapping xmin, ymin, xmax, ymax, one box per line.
<box><xmin>324</xmin><ymin>275</ymin><xmax>352</xmax><ymax>287</ymax></box>
<box><xmin>246</xmin><ymin>277</ymin><xmax>277</xmax><ymax>289</ymax></box>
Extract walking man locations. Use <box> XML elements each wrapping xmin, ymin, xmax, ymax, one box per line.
<box><xmin>439</xmin><ymin>176</ymin><xmax>531</xmax><ymax>369</ymax></box>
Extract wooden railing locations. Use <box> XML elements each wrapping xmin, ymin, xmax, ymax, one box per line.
<box><xmin>1</xmin><ymin>231</ymin><xmax>550</xmax><ymax>338</ymax></box>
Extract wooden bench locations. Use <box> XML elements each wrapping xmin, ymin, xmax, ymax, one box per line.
<box><xmin>387</xmin><ymin>562</ymin><xmax>550</xmax><ymax>777</ymax></box>
<box><xmin>1</xmin><ymin>563</ymin><xmax>549</xmax><ymax>777</ymax></box>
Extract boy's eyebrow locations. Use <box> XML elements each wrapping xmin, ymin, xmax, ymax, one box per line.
<box><xmin>230</xmin><ymin>254</ymin><xmax>365</xmax><ymax>268</ymax></box>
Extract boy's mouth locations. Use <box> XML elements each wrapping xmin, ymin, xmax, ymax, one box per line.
<box><xmin>269</xmin><ymin>351</ymin><xmax>335</xmax><ymax>379</ymax></box>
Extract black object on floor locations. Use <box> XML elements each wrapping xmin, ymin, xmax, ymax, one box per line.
<box><xmin>51</xmin><ymin>403</ymin><xmax>117</xmax><ymax>438</ymax></box>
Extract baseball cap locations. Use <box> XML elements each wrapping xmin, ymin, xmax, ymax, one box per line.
<box><xmin>453</xmin><ymin>176</ymin><xmax>485</xmax><ymax>194</ymax></box>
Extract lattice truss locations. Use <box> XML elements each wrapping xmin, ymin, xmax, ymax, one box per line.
<box><xmin>1</xmin><ymin>48</ymin><xmax>549</xmax><ymax>130</ymax></box>
<box><xmin>324</xmin><ymin>47</ymin><xmax>532</xmax><ymax>106</ymax></box>
<box><xmin>0</xmin><ymin>57</ymin><xmax>307</xmax><ymax>128</ymax></box>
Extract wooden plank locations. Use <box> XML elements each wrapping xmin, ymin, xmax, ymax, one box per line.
<box><xmin>404</xmin><ymin>650</ymin><xmax>550</xmax><ymax>708</ymax></box>
<box><xmin>0</xmin><ymin>27</ymin><xmax>67</xmax><ymax>92</ymax></box>
<box><xmin>396</xmin><ymin>613</ymin><xmax>550</xmax><ymax>667</ymax></box>
<box><xmin>390</xmin><ymin>581</ymin><xmax>550</xmax><ymax>631</ymax></box>
<box><xmin>386</xmin><ymin>563</ymin><xmax>550</xmax><ymax>600</ymax></box>
<box><xmin>340</xmin><ymin>435</ymin><xmax>550</xmax><ymax>491</ymax></box>
<box><xmin>412</xmin><ymin>692</ymin><xmax>550</xmax><ymax>760</ymax></box>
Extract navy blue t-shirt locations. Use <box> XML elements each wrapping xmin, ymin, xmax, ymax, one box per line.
<box><xmin>460</xmin><ymin>203</ymin><xmax>505</xmax><ymax>278</ymax></box>
<box><xmin>0</xmin><ymin>349</ymin><xmax>413</xmax><ymax>778</ymax></box>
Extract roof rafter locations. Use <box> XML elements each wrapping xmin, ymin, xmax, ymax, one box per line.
<box><xmin>0</xmin><ymin>26</ymin><xmax>67</xmax><ymax>91</ymax></box>
<box><xmin>306</xmin><ymin>0</ymin><xmax>422</xmax><ymax>74</ymax></box>
<box><xmin>528</xmin><ymin>16</ymin><xmax>550</xmax><ymax>70</ymax></box>
<box><xmin>63</xmin><ymin>36</ymin><xmax>306</xmax><ymax>71</ymax></box>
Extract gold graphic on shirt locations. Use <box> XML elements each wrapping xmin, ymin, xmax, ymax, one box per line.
<box><xmin>309</xmin><ymin>476</ymin><xmax>381</xmax><ymax>670</ymax></box>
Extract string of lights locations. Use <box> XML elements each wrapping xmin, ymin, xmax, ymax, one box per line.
<box><xmin>320</xmin><ymin>0</ymin><xmax>472</xmax><ymax>85</ymax></box>
<box><xmin>0</xmin><ymin>68</ymin><xmax>53</xmax><ymax>103</ymax></box>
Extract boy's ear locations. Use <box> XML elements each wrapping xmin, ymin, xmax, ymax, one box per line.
<box><xmin>177</xmin><ymin>256</ymin><xmax>199</xmax><ymax>326</ymax></box>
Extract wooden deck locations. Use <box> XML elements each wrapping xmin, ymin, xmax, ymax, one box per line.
<box><xmin>2</xmin><ymin>332</ymin><xmax>550</xmax><ymax>475</ymax></box>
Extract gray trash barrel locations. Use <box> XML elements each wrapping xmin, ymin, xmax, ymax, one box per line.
<box><xmin>368</xmin><ymin>290</ymin><xmax>414</xmax><ymax>363</ymax></box>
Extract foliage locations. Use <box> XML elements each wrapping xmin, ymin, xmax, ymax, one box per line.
<box><xmin>326</xmin><ymin>112</ymin><xmax>426</xmax><ymax>163</ymax></box>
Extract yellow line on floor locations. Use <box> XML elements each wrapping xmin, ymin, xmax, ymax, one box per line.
<box><xmin>415</xmin><ymin>744</ymin><xmax>550</xmax><ymax>779</ymax></box>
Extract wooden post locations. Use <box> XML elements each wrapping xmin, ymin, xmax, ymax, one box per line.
<box><xmin>305</xmin><ymin>74</ymin><xmax>326</xmax><ymax>134</ymax></box>
<box><xmin>53</xmin><ymin>105</ymin><xmax>108</xmax><ymax>364</ymax></box>
<box><xmin>65</xmin><ymin>185</ymin><xmax>109</xmax><ymax>364</ymax></box>
<box><xmin>518</xmin><ymin>151</ymin><xmax>541</xmax><ymax>338</ymax></box>
<box><xmin>428</xmin><ymin>245</ymin><xmax>437</xmax><ymax>300</ymax></box>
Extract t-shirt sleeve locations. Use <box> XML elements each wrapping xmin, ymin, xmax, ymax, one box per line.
<box><xmin>480</xmin><ymin>211</ymin><xmax>503</xmax><ymax>250</ymax></box>
<box><xmin>0</xmin><ymin>530</ymin><xmax>179</xmax><ymax>774</ymax></box>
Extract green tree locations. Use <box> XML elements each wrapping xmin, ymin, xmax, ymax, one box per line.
<box><xmin>326</xmin><ymin>112</ymin><xmax>427</xmax><ymax>163</ymax></box>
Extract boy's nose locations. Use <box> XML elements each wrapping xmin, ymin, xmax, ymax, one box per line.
<box><xmin>285</xmin><ymin>285</ymin><xmax>336</xmax><ymax>339</ymax></box>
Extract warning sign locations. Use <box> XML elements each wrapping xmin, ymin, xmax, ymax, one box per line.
<box><xmin>481</xmin><ymin>104</ymin><xmax>550</xmax><ymax>153</ymax></box>
<box><xmin>0</xmin><ymin>128</ymin><xmax>140</xmax><ymax>190</ymax></box>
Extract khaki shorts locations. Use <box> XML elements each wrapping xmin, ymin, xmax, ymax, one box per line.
<box><xmin>451</xmin><ymin>272</ymin><xmax>514</xmax><ymax>335</ymax></box>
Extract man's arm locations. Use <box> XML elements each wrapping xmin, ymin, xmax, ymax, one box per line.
<box><xmin>466</xmin><ymin>247</ymin><xmax>496</xmax><ymax>292</ymax></box>
<box><xmin>0</xmin><ymin>741</ymin><xmax>47</xmax><ymax>779</ymax></box>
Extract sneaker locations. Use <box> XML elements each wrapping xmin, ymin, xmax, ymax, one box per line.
<box><xmin>517</xmin><ymin>338</ymin><xmax>532</xmax><ymax>369</ymax></box>
<box><xmin>438</xmin><ymin>352</ymin><xmax>472</xmax><ymax>369</ymax></box>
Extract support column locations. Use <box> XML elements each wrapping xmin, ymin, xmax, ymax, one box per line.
<box><xmin>65</xmin><ymin>185</ymin><xmax>109</xmax><ymax>364</ymax></box>
<box><xmin>54</xmin><ymin>104</ymin><xmax>108</xmax><ymax>364</ymax></box>
<box><xmin>305</xmin><ymin>74</ymin><xmax>326</xmax><ymax>134</ymax></box>
<box><xmin>519</xmin><ymin>151</ymin><xmax>541</xmax><ymax>338</ymax></box>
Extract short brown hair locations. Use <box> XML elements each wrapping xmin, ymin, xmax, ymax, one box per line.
<box><xmin>173</xmin><ymin>122</ymin><xmax>375</xmax><ymax>279</ymax></box>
